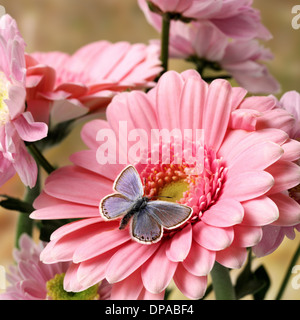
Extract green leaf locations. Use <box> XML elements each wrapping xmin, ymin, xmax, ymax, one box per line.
<box><xmin>0</xmin><ymin>195</ymin><xmax>34</xmax><ymax>213</ymax></box>
<box><xmin>38</xmin><ymin>219</ymin><xmax>78</xmax><ymax>242</ymax></box>
<box><xmin>235</xmin><ymin>264</ymin><xmax>270</xmax><ymax>300</ymax></box>
<box><xmin>253</xmin><ymin>265</ymin><xmax>271</xmax><ymax>300</ymax></box>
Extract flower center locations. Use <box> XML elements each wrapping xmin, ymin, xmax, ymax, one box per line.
<box><xmin>46</xmin><ymin>273</ymin><xmax>99</xmax><ymax>300</ymax></box>
<box><xmin>139</xmin><ymin>142</ymin><xmax>227</xmax><ymax>223</ymax></box>
<box><xmin>0</xmin><ymin>72</ymin><xmax>10</xmax><ymax>126</ymax></box>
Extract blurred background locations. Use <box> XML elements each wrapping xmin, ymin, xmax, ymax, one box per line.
<box><xmin>0</xmin><ymin>0</ymin><xmax>299</xmax><ymax>300</ymax></box>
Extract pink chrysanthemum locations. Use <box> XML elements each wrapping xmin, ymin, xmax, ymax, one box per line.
<box><xmin>25</xmin><ymin>41</ymin><xmax>162</xmax><ymax>124</ymax></box>
<box><xmin>167</xmin><ymin>20</ymin><xmax>280</xmax><ymax>94</ymax></box>
<box><xmin>253</xmin><ymin>91</ymin><xmax>300</xmax><ymax>256</ymax></box>
<box><xmin>31</xmin><ymin>70</ymin><xmax>300</xmax><ymax>299</ymax></box>
<box><xmin>0</xmin><ymin>234</ymin><xmax>111</xmax><ymax>300</ymax></box>
<box><xmin>138</xmin><ymin>0</ymin><xmax>272</xmax><ymax>40</ymax></box>
<box><xmin>0</xmin><ymin>14</ymin><xmax>48</xmax><ymax>188</ymax></box>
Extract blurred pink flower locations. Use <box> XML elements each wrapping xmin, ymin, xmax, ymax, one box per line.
<box><xmin>0</xmin><ymin>14</ymin><xmax>48</xmax><ymax>188</ymax></box>
<box><xmin>253</xmin><ymin>91</ymin><xmax>300</xmax><ymax>257</ymax></box>
<box><xmin>167</xmin><ymin>20</ymin><xmax>280</xmax><ymax>94</ymax></box>
<box><xmin>25</xmin><ymin>41</ymin><xmax>162</xmax><ymax>125</ymax></box>
<box><xmin>139</xmin><ymin>0</ymin><xmax>272</xmax><ymax>40</ymax></box>
<box><xmin>0</xmin><ymin>234</ymin><xmax>111</xmax><ymax>300</ymax></box>
<box><xmin>31</xmin><ymin>70</ymin><xmax>300</xmax><ymax>299</ymax></box>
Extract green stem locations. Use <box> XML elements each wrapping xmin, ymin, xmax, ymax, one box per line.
<box><xmin>27</xmin><ymin>143</ymin><xmax>55</xmax><ymax>174</ymax></box>
<box><xmin>210</xmin><ymin>261</ymin><xmax>236</xmax><ymax>300</ymax></box>
<box><xmin>160</xmin><ymin>12</ymin><xmax>171</xmax><ymax>75</ymax></box>
<box><xmin>15</xmin><ymin>172</ymin><xmax>41</xmax><ymax>248</ymax></box>
<box><xmin>275</xmin><ymin>243</ymin><xmax>300</xmax><ymax>300</ymax></box>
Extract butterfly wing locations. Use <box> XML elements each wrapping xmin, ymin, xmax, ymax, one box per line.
<box><xmin>146</xmin><ymin>200</ymin><xmax>193</xmax><ymax>229</ymax></box>
<box><xmin>100</xmin><ymin>193</ymin><xmax>134</xmax><ymax>220</ymax></box>
<box><xmin>113</xmin><ymin>165</ymin><xmax>144</xmax><ymax>201</ymax></box>
<box><xmin>131</xmin><ymin>206</ymin><xmax>163</xmax><ymax>244</ymax></box>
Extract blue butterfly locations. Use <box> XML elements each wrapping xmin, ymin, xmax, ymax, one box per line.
<box><xmin>100</xmin><ymin>165</ymin><xmax>193</xmax><ymax>244</ymax></box>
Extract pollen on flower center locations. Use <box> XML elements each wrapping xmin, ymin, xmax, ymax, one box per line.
<box><xmin>46</xmin><ymin>273</ymin><xmax>99</xmax><ymax>300</ymax></box>
<box><xmin>0</xmin><ymin>72</ymin><xmax>10</xmax><ymax>125</ymax></box>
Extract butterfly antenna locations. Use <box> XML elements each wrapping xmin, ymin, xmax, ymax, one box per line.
<box><xmin>148</xmin><ymin>195</ymin><xmax>173</xmax><ymax>200</ymax></box>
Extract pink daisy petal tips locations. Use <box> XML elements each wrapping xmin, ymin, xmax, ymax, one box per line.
<box><xmin>0</xmin><ymin>234</ymin><xmax>111</xmax><ymax>300</ymax></box>
<box><xmin>25</xmin><ymin>41</ymin><xmax>162</xmax><ymax>125</ymax></box>
<box><xmin>31</xmin><ymin>71</ymin><xmax>300</xmax><ymax>299</ymax></box>
<box><xmin>0</xmin><ymin>14</ymin><xmax>48</xmax><ymax>188</ymax></box>
<box><xmin>253</xmin><ymin>91</ymin><xmax>300</xmax><ymax>257</ymax></box>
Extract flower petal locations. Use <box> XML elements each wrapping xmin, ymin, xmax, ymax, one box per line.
<box><xmin>173</xmin><ymin>263</ymin><xmax>207</xmax><ymax>300</ymax></box>
<box><xmin>201</xmin><ymin>199</ymin><xmax>244</xmax><ymax>227</ymax></box>
<box><xmin>110</xmin><ymin>269</ymin><xmax>144</xmax><ymax>300</ymax></box>
<box><xmin>216</xmin><ymin>246</ymin><xmax>248</xmax><ymax>269</ymax></box>
<box><xmin>166</xmin><ymin>224</ymin><xmax>192</xmax><ymax>262</ymax></box>
<box><xmin>141</xmin><ymin>241</ymin><xmax>177</xmax><ymax>294</ymax></box>
<box><xmin>182</xmin><ymin>241</ymin><xmax>215</xmax><ymax>276</ymax></box>
<box><xmin>203</xmin><ymin>79</ymin><xmax>232</xmax><ymax>151</ymax></box>
<box><xmin>193</xmin><ymin>222</ymin><xmax>234</xmax><ymax>251</ymax></box>
<box><xmin>105</xmin><ymin>241</ymin><xmax>159</xmax><ymax>283</ymax></box>
<box><xmin>241</xmin><ymin>196</ymin><xmax>279</xmax><ymax>226</ymax></box>
<box><xmin>269</xmin><ymin>193</ymin><xmax>300</xmax><ymax>226</ymax></box>
<box><xmin>222</xmin><ymin>171</ymin><xmax>274</xmax><ymax>202</ymax></box>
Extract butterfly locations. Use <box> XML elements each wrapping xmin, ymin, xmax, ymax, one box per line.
<box><xmin>99</xmin><ymin>165</ymin><xmax>193</xmax><ymax>244</ymax></box>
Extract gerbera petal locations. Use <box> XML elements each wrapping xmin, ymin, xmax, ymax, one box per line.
<box><xmin>241</xmin><ymin>196</ymin><xmax>279</xmax><ymax>226</ymax></box>
<box><xmin>105</xmin><ymin>241</ymin><xmax>160</xmax><ymax>283</ymax></box>
<box><xmin>73</xmin><ymin>230</ymin><xmax>131</xmax><ymax>263</ymax></box>
<box><xmin>173</xmin><ymin>263</ymin><xmax>207</xmax><ymax>300</ymax></box>
<box><xmin>44</xmin><ymin>166</ymin><xmax>112</xmax><ymax>206</ymax></box>
<box><xmin>30</xmin><ymin>203</ymin><xmax>100</xmax><ymax>220</ymax></box>
<box><xmin>110</xmin><ymin>269</ymin><xmax>144</xmax><ymax>300</ymax></box>
<box><xmin>201</xmin><ymin>199</ymin><xmax>244</xmax><ymax>227</ymax></box>
<box><xmin>221</xmin><ymin>171</ymin><xmax>274</xmax><ymax>202</ymax></box>
<box><xmin>226</xmin><ymin>141</ymin><xmax>283</xmax><ymax>176</ymax></box>
<box><xmin>269</xmin><ymin>193</ymin><xmax>300</xmax><ymax>226</ymax></box>
<box><xmin>252</xmin><ymin>225</ymin><xmax>285</xmax><ymax>257</ymax></box>
<box><xmin>280</xmin><ymin>139</ymin><xmax>300</xmax><ymax>162</ymax></box>
<box><xmin>166</xmin><ymin>224</ymin><xmax>192</xmax><ymax>262</ymax></box>
<box><xmin>216</xmin><ymin>247</ymin><xmax>248</xmax><ymax>269</ymax></box>
<box><xmin>193</xmin><ymin>222</ymin><xmax>234</xmax><ymax>251</ymax></box>
<box><xmin>155</xmin><ymin>70</ymin><xmax>183</xmax><ymax>130</ymax></box>
<box><xmin>232</xmin><ymin>225</ymin><xmax>262</xmax><ymax>247</ymax></box>
<box><xmin>141</xmin><ymin>242</ymin><xmax>177</xmax><ymax>294</ymax></box>
<box><xmin>203</xmin><ymin>79</ymin><xmax>232</xmax><ymax>151</ymax></box>
<box><xmin>265</xmin><ymin>161</ymin><xmax>300</xmax><ymax>194</ymax></box>
<box><xmin>179</xmin><ymin>74</ymin><xmax>207</xmax><ymax>132</ymax></box>
<box><xmin>75</xmin><ymin>248</ymin><xmax>119</xmax><ymax>291</ymax></box>
<box><xmin>182</xmin><ymin>241</ymin><xmax>215</xmax><ymax>276</ymax></box>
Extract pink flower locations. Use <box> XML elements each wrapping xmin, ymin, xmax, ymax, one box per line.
<box><xmin>253</xmin><ymin>91</ymin><xmax>300</xmax><ymax>257</ymax></box>
<box><xmin>31</xmin><ymin>70</ymin><xmax>300</xmax><ymax>299</ymax></box>
<box><xmin>138</xmin><ymin>0</ymin><xmax>272</xmax><ymax>40</ymax></box>
<box><xmin>25</xmin><ymin>41</ymin><xmax>162</xmax><ymax>125</ymax></box>
<box><xmin>0</xmin><ymin>234</ymin><xmax>111</xmax><ymax>300</ymax></box>
<box><xmin>0</xmin><ymin>14</ymin><xmax>48</xmax><ymax>188</ymax></box>
<box><xmin>167</xmin><ymin>21</ymin><xmax>280</xmax><ymax>94</ymax></box>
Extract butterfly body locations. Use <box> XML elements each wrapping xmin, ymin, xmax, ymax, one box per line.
<box><xmin>119</xmin><ymin>196</ymin><xmax>149</xmax><ymax>230</ymax></box>
<box><xmin>100</xmin><ymin>165</ymin><xmax>193</xmax><ymax>244</ymax></box>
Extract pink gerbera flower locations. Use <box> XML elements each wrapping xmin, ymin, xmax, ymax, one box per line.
<box><xmin>0</xmin><ymin>14</ymin><xmax>48</xmax><ymax>188</ymax></box>
<box><xmin>25</xmin><ymin>41</ymin><xmax>162</xmax><ymax>125</ymax></box>
<box><xmin>138</xmin><ymin>0</ymin><xmax>272</xmax><ymax>40</ymax></box>
<box><xmin>0</xmin><ymin>234</ymin><xmax>111</xmax><ymax>300</ymax></box>
<box><xmin>253</xmin><ymin>91</ymin><xmax>300</xmax><ymax>256</ymax></box>
<box><xmin>167</xmin><ymin>20</ymin><xmax>280</xmax><ymax>94</ymax></box>
<box><xmin>31</xmin><ymin>70</ymin><xmax>300</xmax><ymax>299</ymax></box>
